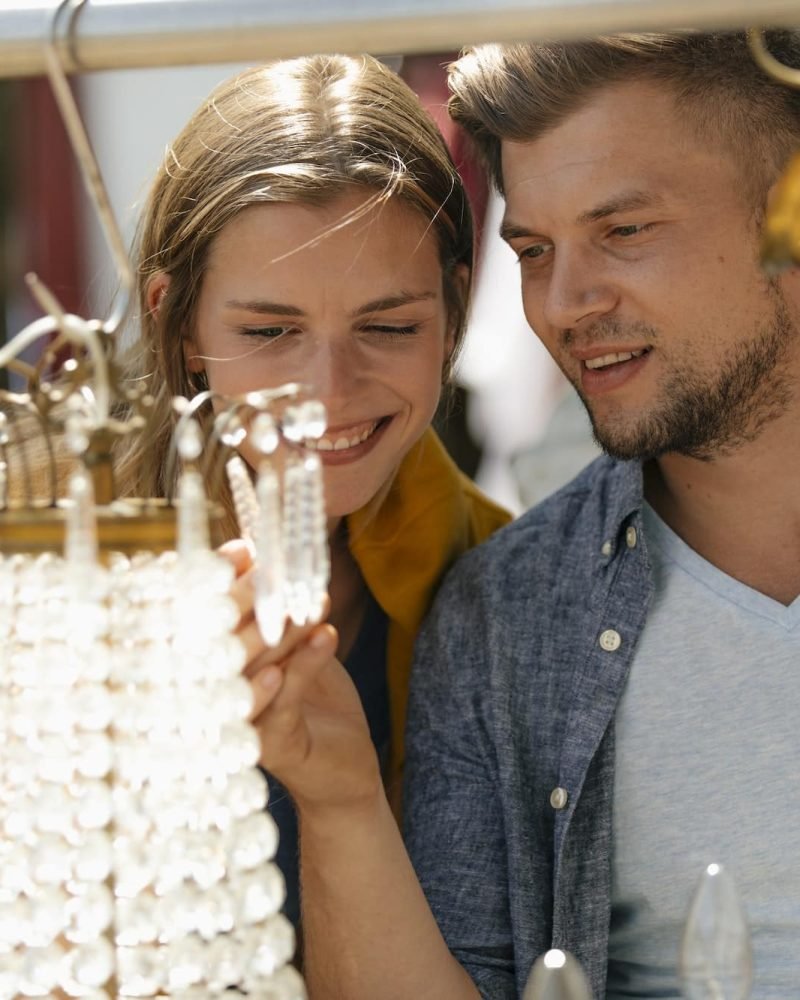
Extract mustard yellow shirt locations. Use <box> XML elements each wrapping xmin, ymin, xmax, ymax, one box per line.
<box><xmin>348</xmin><ymin>427</ymin><xmax>512</xmax><ymax>803</ymax></box>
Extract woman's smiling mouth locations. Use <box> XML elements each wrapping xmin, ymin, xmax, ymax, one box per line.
<box><xmin>305</xmin><ymin>418</ymin><xmax>388</xmax><ymax>454</ymax></box>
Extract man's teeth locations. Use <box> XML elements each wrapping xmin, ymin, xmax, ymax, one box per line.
<box><xmin>306</xmin><ymin>422</ymin><xmax>378</xmax><ymax>452</ymax></box>
<box><xmin>585</xmin><ymin>349</ymin><xmax>646</xmax><ymax>370</ymax></box>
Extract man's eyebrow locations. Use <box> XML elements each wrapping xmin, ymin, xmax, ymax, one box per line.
<box><xmin>224</xmin><ymin>299</ymin><xmax>304</xmax><ymax>316</ymax></box>
<box><xmin>576</xmin><ymin>191</ymin><xmax>665</xmax><ymax>225</ymax></box>
<box><xmin>351</xmin><ymin>291</ymin><xmax>437</xmax><ymax>317</ymax></box>
<box><xmin>499</xmin><ymin>220</ymin><xmax>533</xmax><ymax>244</ymax></box>
<box><xmin>500</xmin><ymin>192</ymin><xmax>666</xmax><ymax>243</ymax></box>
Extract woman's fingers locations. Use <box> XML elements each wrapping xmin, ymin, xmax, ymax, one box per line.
<box><xmin>218</xmin><ymin>537</ymin><xmax>255</xmax><ymax>578</ymax></box>
<box><xmin>251</xmin><ymin>625</ymin><xmax>337</xmax><ymax>769</ymax></box>
<box><xmin>248</xmin><ymin>664</ymin><xmax>284</xmax><ymax>719</ymax></box>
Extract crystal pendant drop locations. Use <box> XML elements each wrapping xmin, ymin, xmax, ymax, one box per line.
<box><xmin>254</xmin><ymin>459</ymin><xmax>287</xmax><ymax>645</ymax></box>
<box><xmin>679</xmin><ymin>863</ymin><xmax>753</xmax><ymax>1000</ymax></box>
<box><xmin>176</xmin><ymin>468</ymin><xmax>210</xmax><ymax>559</ymax></box>
<box><xmin>65</xmin><ymin>467</ymin><xmax>98</xmax><ymax>588</ymax></box>
<box><xmin>227</xmin><ymin>454</ymin><xmax>259</xmax><ymax>544</ymax></box>
<box><xmin>282</xmin><ymin>456</ymin><xmax>312</xmax><ymax>626</ymax></box>
<box><xmin>303</xmin><ymin>451</ymin><xmax>329</xmax><ymax>624</ymax></box>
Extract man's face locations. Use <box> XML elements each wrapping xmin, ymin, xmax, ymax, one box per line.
<box><xmin>501</xmin><ymin>81</ymin><xmax>800</xmax><ymax>461</ymax></box>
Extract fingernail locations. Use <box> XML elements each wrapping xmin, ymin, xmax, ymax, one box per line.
<box><xmin>259</xmin><ymin>666</ymin><xmax>282</xmax><ymax>690</ymax></box>
<box><xmin>309</xmin><ymin>628</ymin><xmax>332</xmax><ymax>649</ymax></box>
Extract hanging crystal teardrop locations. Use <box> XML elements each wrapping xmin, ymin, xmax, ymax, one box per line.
<box><xmin>254</xmin><ymin>459</ymin><xmax>286</xmax><ymax>646</ymax></box>
<box><xmin>65</xmin><ymin>467</ymin><xmax>98</xmax><ymax>586</ymax></box>
<box><xmin>226</xmin><ymin>455</ymin><xmax>259</xmax><ymax>546</ymax></box>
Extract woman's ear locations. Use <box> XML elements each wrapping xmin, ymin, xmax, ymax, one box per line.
<box><xmin>147</xmin><ymin>272</ymin><xmax>204</xmax><ymax>375</ymax></box>
<box><xmin>145</xmin><ymin>272</ymin><xmax>170</xmax><ymax>316</ymax></box>
<box><xmin>444</xmin><ymin>263</ymin><xmax>470</xmax><ymax>372</ymax></box>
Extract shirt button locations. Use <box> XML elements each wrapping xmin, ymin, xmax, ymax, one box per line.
<box><xmin>550</xmin><ymin>786</ymin><xmax>569</xmax><ymax>810</ymax></box>
<box><xmin>626</xmin><ymin>525</ymin><xmax>638</xmax><ymax>548</ymax></box>
<box><xmin>600</xmin><ymin>540</ymin><xmax>612</xmax><ymax>556</ymax></box>
<box><xmin>599</xmin><ymin>628</ymin><xmax>622</xmax><ymax>652</ymax></box>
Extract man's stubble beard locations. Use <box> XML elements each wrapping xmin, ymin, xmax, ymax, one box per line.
<box><xmin>572</xmin><ymin>294</ymin><xmax>797</xmax><ymax>463</ymax></box>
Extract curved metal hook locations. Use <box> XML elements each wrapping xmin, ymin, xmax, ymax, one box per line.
<box><xmin>45</xmin><ymin>0</ymin><xmax>134</xmax><ymax>338</ymax></box>
<box><xmin>747</xmin><ymin>27</ymin><xmax>800</xmax><ymax>90</ymax></box>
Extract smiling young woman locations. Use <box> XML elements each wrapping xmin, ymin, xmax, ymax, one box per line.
<box><xmin>113</xmin><ymin>53</ymin><xmax>511</xmax><ymax>934</ymax></box>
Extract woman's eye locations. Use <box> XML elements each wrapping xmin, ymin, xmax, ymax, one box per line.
<box><xmin>364</xmin><ymin>324</ymin><xmax>420</xmax><ymax>336</ymax></box>
<box><xmin>237</xmin><ymin>325</ymin><xmax>292</xmax><ymax>339</ymax></box>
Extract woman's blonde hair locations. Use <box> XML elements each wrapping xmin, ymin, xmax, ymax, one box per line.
<box><xmin>115</xmin><ymin>54</ymin><xmax>473</xmax><ymax>513</ymax></box>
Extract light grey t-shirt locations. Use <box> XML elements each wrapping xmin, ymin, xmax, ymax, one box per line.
<box><xmin>606</xmin><ymin>502</ymin><xmax>800</xmax><ymax>998</ymax></box>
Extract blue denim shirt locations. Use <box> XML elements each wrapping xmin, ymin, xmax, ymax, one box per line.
<box><xmin>404</xmin><ymin>455</ymin><xmax>652</xmax><ymax>1000</ymax></box>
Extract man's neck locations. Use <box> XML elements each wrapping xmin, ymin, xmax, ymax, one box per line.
<box><xmin>644</xmin><ymin>424</ymin><xmax>800</xmax><ymax>606</ymax></box>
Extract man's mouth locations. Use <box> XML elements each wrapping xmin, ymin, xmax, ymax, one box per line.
<box><xmin>304</xmin><ymin>419</ymin><xmax>383</xmax><ymax>452</ymax></box>
<box><xmin>584</xmin><ymin>348</ymin><xmax>650</xmax><ymax>370</ymax></box>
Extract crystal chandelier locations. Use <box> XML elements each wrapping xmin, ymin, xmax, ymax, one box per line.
<box><xmin>0</xmin><ymin>14</ymin><xmax>327</xmax><ymax>999</ymax></box>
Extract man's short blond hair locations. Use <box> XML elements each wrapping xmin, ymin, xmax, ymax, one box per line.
<box><xmin>448</xmin><ymin>30</ymin><xmax>800</xmax><ymax>207</ymax></box>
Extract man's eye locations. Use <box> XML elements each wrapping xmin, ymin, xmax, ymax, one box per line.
<box><xmin>612</xmin><ymin>223</ymin><xmax>653</xmax><ymax>237</ymax></box>
<box><xmin>517</xmin><ymin>243</ymin><xmax>552</xmax><ymax>262</ymax></box>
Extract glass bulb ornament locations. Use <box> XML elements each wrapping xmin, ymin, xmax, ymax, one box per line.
<box><xmin>521</xmin><ymin>948</ymin><xmax>592</xmax><ymax>1000</ymax></box>
<box><xmin>679</xmin><ymin>863</ymin><xmax>753</xmax><ymax>1000</ymax></box>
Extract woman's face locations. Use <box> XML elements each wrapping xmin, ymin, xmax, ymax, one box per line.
<box><xmin>185</xmin><ymin>189</ymin><xmax>456</xmax><ymax>520</ymax></box>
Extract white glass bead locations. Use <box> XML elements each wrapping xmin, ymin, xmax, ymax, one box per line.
<box><xmin>115</xmin><ymin>895</ymin><xmax>160</xmax><ymax>947</ymax></box>
<box><xmin>247</xmin><ymin>914</ymin><xmax>295</xmax><ymax>977</ymax></box>
<box><xmin>0</xmin><ymin>948</ymin><xmax>21</xmax><ymax>998</ymax></box>
<box><xmin>116</xmin><ymin>944</ymin><xmax>165</xmax><ymax>997</ymax></box>
<box><xmin>69</xmin><ymin>936</ymin><xmax>115</xmax><ymax>988</ymax></box>
<box><xmin>27</xmin><ymin>887</ymin><xmax>68</xmax><ymax>947</ymax></box>
<box><xmin>166</xmin><ymin>936</ymin><xmax>207</xmax><ymax>990</ymax></box>
<box><xmin>65</xmin><ymin>883</ymin><xmax>114</xmax><ymax>943</ymax></box>
<box><xmin>73</xmin><ymin>830</ymin><xmax>113</xmax><ymax>883</ymax></box>
<box><xmin>236</xmin><ymin>865</ymin><xmax>286</xmax><ymax>924</ymax></box>
<box><xmin>219</xmin><ymin>721</ymin><xmax>261</xmax><ymax>774</ymax></box>
<box><xmin>194</xmin><ymin>884</ymin><xmax>235</xmax><ymax>941</ymax></box>
<box><xmin>73</xmin><ymin>685</ymin><xmax>113</xmax><ymax>732</ymax></box>
<box><xmin>30</xmin><ymin>833</ymin><xmax>73</xmax><ymax>885</ymax></box>
<box><xmin>113</xmin><ymin>838</ymin><xmax>156</xmax><ymax>897</ymax></box>
<box><xmin>228</xmin><ymin>812</ymin><xmax>279</xmax><ymax>872</ymax></box>
<box><xmin>208</xmin><ymin>934</ymin><xmax>245</xmax><ymax>991</ymax></box>
<box><xmin>224</xmin><ymin>770</ymin><xmax>269</xmax><ymax>819</ymax></box>
<box><xmin>19</xmin><ymin>941</ymin><xmax>65</xmax><ymax>995</ymax></box>
<box><xmin>74</xmin><ymin>780</ymin><xmax>112</xmax><ymax>830</ymax></box>
<box><xmin>74</xmin><ymin>732</ymin><xmax>113</xmax><ymax>779</ymax></box>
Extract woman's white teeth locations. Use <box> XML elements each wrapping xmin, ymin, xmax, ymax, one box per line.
<box><xmin>306</xmin><ymin>422</ymin><xmax>378</xmax><ymax>451</ymax></box>
<box><xmin>585</xmin><ymin>348</ymin><xmax>646</xmax><ymax>370</ymax></box>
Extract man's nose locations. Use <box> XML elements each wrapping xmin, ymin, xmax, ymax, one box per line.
<box><xmin>541</xmin><ymin>245</ymin><xmax>618</xmax><ymax>332</ymax></box>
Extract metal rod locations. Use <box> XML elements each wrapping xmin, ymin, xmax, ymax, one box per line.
<box><xmin>1</xmin><ymin>0</ymin><xmax>799</xmax><ymax>80</ymax></box>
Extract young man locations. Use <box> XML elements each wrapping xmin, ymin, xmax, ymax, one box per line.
<box><xmin>250</xmin><ymin>30</ymin><xmax>800</xmax><ymax>999</ymax></box>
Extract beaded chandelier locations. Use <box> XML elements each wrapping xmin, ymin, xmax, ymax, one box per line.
<box><xmin>0</xmin><ymin>18</ymin><xmax>325</xmax><ymax>1000</ymax></box>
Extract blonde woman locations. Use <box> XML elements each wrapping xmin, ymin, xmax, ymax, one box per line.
<box><xmin>117</xmin><ymin>54</ymin><xmax>511</xmax><ymax>931</ymax></box>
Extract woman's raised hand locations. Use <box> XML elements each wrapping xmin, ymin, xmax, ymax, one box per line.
<box><xmin>220</xmin><ymin>540</ymin><xmax>382</xmax><ymax>815</ymax></box>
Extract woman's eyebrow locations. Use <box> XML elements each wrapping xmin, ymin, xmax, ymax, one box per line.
<box><xmin>224</xmin><ymin>298</ymin><xmax>304</xmax><ymax>316</ymax></box>
<box><xmin>352</xmin><ymin>291</ymin><xmax>437</xmax><ymax>317</ymax></box>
